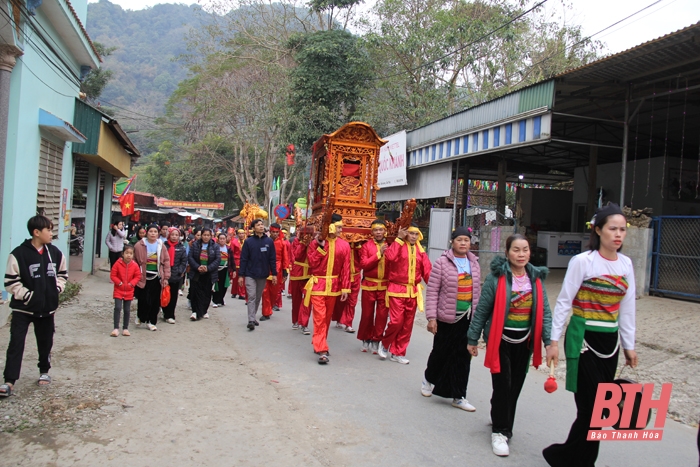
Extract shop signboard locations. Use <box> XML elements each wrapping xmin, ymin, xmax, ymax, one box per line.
<box><xmin>378</xmin><ymin>130</ymin><xmax>407</xmax><ymax>188</ymax></box>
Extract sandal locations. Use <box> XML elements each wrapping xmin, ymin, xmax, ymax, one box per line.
<box><xmin>0</xmin><ymin>383</ymin><xmax>12</xmax><ymax>397</ymax></box>
<box><xmin>38</xmin><ymin>374</ymin><xmax>51</xmax><ymax>386</ymax></box>
<box><xmin>318</xmin><ymin>353</ymin><xmax>329</xmax><ymax>364</ymax></box>
<box><xmin>122</xmin><ymin>329</ymin><xmax>131</xmax><ymax>336</ymax></box>
<box><xmin>110</xmin><ymin>329</ymin><xmax>119</xmax><ymax>337</ymax></box>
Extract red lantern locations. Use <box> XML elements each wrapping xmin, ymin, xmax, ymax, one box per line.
<box><xmin>286</xmin><ymin>144</ymin><xmax>295</xmax><ymax>166</ymax></box>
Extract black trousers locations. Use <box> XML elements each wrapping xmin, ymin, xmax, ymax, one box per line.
<box><xmin>3</xmin><ymin>312</ymin><xmax>55</xmax><ymax>384</ymax></box>
<box><xmin>190</xmin><ymin>275</ymin><xmax>212</xmax><ymax>318</ymax></box>
<box><xmin>108</xmin><ymin>251</ymin><xmax>121</xmax><ymax>269</ymax></box>
<box><xmin>162</xmin><ymin>280</ymin><xmax>181</xmax><ymax>320</ymax></box>
<box><xmin>113</xmin><ymin>299</ymin><xmax>132</xmax><ymax>329</ymax></box>
<box><xmin>212</xmin><ymin>269</ymin><xmax>228</xmax><ymax>305</ymax></box>
<box><xmin>543</xmin><ymin>331</ymin><xmax>619</xmax><ymax>467</ymax></box>
<box><xmin>490</xmin><ymin>334</ymin><xmax>530</xmax><ymax>438</ymax></box>
<box><xmin>424</xmin><ymin>317</ymin><xmax>472</xmax><ymax>400</ymax></box>
<box><xmin>137</xmin><ymin>278</ymin><xmax>162</xmax><ymax>325</ymax></box>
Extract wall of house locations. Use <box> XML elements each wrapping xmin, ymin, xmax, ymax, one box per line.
<box><xmin>0</xmin><ymin>0</ymin><xmax>92</xmax><ymax>300</ymax></box>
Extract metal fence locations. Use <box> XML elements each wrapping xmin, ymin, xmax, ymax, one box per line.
<box><xmin>650</xmin><ymin>216</ymin><xmax>700</xmax><ymax>300</ymax></box>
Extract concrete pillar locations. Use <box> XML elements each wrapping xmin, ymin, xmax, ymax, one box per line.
<box><xmin>587</xmin><ymin>145</ymin><xmax>598</xmax><ymax>220</ymax></box>
<box><xmin>0</xmin><ymin>44</ymin><xmax>23</xmax><ymax>240</ymax></box>
<box><xmin>83</xmin><ymin>165</ymin><xmax>99</xmax><ymax>273</ymax></box>
<box><xmin>496</xmin><ymin>159</ymin><xmax>507</xmax><ymax>223</ymax></box>
<box><xmin>99</xmin><ymin>172</ymin><xmax>113</xmax><ymax>259</ymax></box>
<box><xmin>461</xmin><ymin>163</ymin><xmax>470</xmax><ymax>226</ymax></box>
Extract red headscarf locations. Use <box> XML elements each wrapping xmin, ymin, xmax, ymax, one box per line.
<box><xmin>166</xmin><ymin>227</ymin><xmax>179</xmax><ymax>267</ymax></box>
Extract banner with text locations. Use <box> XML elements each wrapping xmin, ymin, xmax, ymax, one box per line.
<box><xmin>156</xmin><ymin>200</ymin><xmax>224</xmax><ymax>210</ymax></box>
<box><xmin>378</xmin><ymin>130</ymin><xmax>407</xmax><ymax>188</ymax></box>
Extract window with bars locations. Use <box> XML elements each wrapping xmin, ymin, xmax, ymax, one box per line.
<box><xmin>36</xmin><ymin>138</ymin><xmax>64</xmax><ymax>237</ymax></box>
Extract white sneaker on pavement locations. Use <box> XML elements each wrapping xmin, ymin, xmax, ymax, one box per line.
<box><xmin>377</xmin><ymin>342</ymin><xmax>388</xmax><ymax>360</ymax></box>
<box><xmin>301</xmin><ymin>327</ymin><xmax>310</xmax><ymax>335</ymax></box>
<box><xmin>452</xmin><ymin>398</ymin><xmax>476</xmax><ymax>412</ymax></box>
<box><xmin>166</xmin><ymin>318</ymin><xmax>176</xmax><ymax>324</ymax></box>
<box><xmin>203</xmin><ymin>313</ymin><xmax>210</xmax><ymax>319</ymax></box>
<box><xmin>491</xmin><ymin>433</ymin><xmax>509</xmax><ymax>457</ymax></box>
<box><xmin>190</xmin><ymin>313</ymin><xmax>197</xmax><ymax>321</ymax></box>
<box><xmin>178</xmin><ymin>290</ymin><xmax>183</xmax><ymax>296</ymax></box>
<box><xmin>147</xmin><ymin>324</ymin><xmax>157</xmax><ymax>331</ymax></box>
<box><xmin>212</xmin><ymin>303</ymin><xmax>218</xmax><ymax>308</ymax></box>
<box><xmin>135</xmin><ymin>318</ymin><xmax>141</xmax><ymax>326</ymax></box>
<box><xmin>421</xmin><ymin>378</ymin><xmax>434</xmax><ymax>397</ymax></box>
<box><xmin>361</xmin><ymin>341</ymin><xmax>370</xmax><ymax>353</ymax></box>
<box><xmin>390</xmin><ymin>354</ymin><xmax>409</xmax><ymax>364</ymax></box>
<box><xmin>371</xmin><ymin>341</ymin><xmax>379</xmax><ymax>354</ymax></box>
<box><xmin>292</xmin><ymin>323</ymin><xmax>300</xmax><ymax>330</ymax></box>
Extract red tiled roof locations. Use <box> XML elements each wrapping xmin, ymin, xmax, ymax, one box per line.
<box><xmin>64</xmin><ymin>0</ymin><xmax>102</xmax><ymax>63</ymax></box>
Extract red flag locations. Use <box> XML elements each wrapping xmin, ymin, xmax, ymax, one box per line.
<box><xmin>120</xmin><ymin>192</ymin><xmax>135</xmax><ymax>216</ymax></box>
<box><xmin>132</xmin><ymin>210</ymin><xmax>140</xmax><ymax>222</ymax></box>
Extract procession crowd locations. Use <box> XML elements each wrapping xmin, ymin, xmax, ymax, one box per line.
<box><xmin>1</xmin><ymin>203</ymin><xmax>640</xmax><ymax>465</ymax></box>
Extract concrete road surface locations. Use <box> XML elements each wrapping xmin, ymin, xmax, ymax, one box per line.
<box><xmin>219</xmin><ymin>296</ymin><xmax>698</xmax><ymax>467</ymax></box>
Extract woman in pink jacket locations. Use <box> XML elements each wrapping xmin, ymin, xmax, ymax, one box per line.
<box><xmin>421</xmin><ymin>226</ymin><xmax>481</xmax><ymax>412</ymax></box>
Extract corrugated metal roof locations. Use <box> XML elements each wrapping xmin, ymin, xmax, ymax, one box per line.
<box><xmin>406</xmin><ymin>81</ymin><xmax>555</xmax><ymax>150</ymax></box>
<box><xmin>556</xmin><ymin>21</ymin><xmax>700</xmax><ymax>84</ymax></box>
<box><xmin>72</xmin><ymin>99</ymin><xmax>101</xmax><ymax>155</ymax></box>
<box><xmin>518</xmin><ymin>80</ymin><xmax>554</xmax><ymax>113</ymax></box>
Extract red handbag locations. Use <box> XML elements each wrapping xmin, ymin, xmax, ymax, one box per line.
<box><xmin>160</xmin><ymin>284</ymin><xmax>171</xmax><ymax>307</ymax></box>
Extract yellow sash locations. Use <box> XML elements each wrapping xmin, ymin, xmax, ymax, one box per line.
<box><xmin>386</xmin><ymin>283</ymin><xmax>425</xmax><ymax>312</ymax></box>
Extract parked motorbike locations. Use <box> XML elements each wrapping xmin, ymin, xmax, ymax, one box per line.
<box><xmin>70</xmin><ymin>235</ymin><xmax>84</xmax><ymax>256</ymax></box>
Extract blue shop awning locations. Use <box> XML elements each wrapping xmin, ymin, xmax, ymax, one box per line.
<box><xmin>39</xmin><ymin>109</ymin><xmax>87</xmax><ymax>143</ymax></box>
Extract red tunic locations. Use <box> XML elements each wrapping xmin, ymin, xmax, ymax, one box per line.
<box><xmin>306</xmin><ymin>237</ymin><xmax>351</xmax><ymax>298</ymax></box>
<box><xmin>360</xmin><ymin>239</ymin><xmax>388</xmax><ymax>291</ymax></box>
<box><xmin>229</xmin><ymin>237</ymin><xmax>242</xmax><ymax>267</ymax></box>
<box><xmin>290</xmin><ymin>237</ymin><xmax>310</xmax><ymax>280</ymax></box>
<box><xmin>384</xmin><ymin>238</ymin><xmax>432</xmax><ymax>310</ymax></box>
<box><xmin>269</xmin><ymin>236</ymin><xmax>289</xmax><ymax>279</ymax></box>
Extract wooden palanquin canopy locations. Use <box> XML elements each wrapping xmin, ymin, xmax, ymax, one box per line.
<box><xmin>308</xmin><ymin>122</ymin><xmax>387</xmax><ymax>243</ymax></box>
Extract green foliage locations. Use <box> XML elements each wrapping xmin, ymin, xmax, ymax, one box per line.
<box><xmin>80</xmin><ymin>42</ymin><xmax>115</xmax><ymax>102</ymax></box>
<box><xmin>286</xmin><ymin>29</ymin><xmax>371</xmax><ymax>150</ymax></box>
<box><xmin>355</xmin><ymin>0</ymin><xmax>602</xmax><ymax>135</ymax></box>
<box><xmin>59</xmin><ymin>281</ymin><xmax>82</xmax><ymax>305</ymax></box>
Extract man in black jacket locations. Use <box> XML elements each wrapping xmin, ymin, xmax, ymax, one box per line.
<box><xmin>238</xmin><ymin>219</ymin><xmax>277</xmax><ymax>330</ymax></box>
<box><xmin>1</xmin><ymin>215</ymin><xmax>68</xmax><ymax>397</ymax></box>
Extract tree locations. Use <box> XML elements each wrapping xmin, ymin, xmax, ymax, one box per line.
<box><xmin>355</xmin><ymin>0</ymin><xmax>601</xmax><ymax>135</ymax></box>
<box><xmin>285</xmin><ymin>29</ymin><xmax>371</xmax><ymax>150</ymax></box>
<box><xmin>80</xmin><ymin>42</ymin><xmax>117</xmax><ymax>104</ymax></box>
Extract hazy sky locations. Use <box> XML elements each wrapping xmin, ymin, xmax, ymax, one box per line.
<box><xmin>87</xmin><ymin>0</ymin><xmax>700</xmax><ymax>55</ymax></box>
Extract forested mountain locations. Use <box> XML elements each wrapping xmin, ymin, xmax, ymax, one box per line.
<box><xmin>86</xmin><ymin>0</ymin><xmax>211</xmax><ymax>151</ymax></box>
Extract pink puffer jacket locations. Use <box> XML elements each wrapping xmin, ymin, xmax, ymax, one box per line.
<box><xmin>425</xmin><ymin>249</ymin><xmax>481</xmax><ymax>323</ymax></box>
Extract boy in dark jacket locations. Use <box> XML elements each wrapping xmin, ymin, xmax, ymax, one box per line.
<box><xmin>1</xmin><ymin>215</ymin><xmax>68</xmax><ymax>397</ymax></box>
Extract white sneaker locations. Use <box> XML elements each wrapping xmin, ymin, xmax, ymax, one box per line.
<box><xmin>135</xmin><ymin>318</ymin><xmax>141</xmax><ymax>326</ymax></box>
<box><xmin>452</xmin><ymin>398</ymin><xmax>476</xmax><ymax>412</ymax></box>
<box><xmin>421</xmin><ymin>378</ymin><xmax>434</xmax><ymax>397</ymax></box>
<box><xmin>377</xmin><ymin>342</ymin><xmax>388</xmax><ymax>360</ymax></box>
<box><xmin>301</xmin><ymin>327</ymin><xmax>310</xmax><ymax>335</ymax></box>
<box><xmin>292</xmin><ymin>323</ymin><xmax>300</xmax><ymax>330</ymax></box>
<box><xmin>166</xmin><ymin>318</ymin><xmax>175</xmax><ymax>324</ymax></box>
<box><xmin>390</xmin><ymin>354</ymin><xmax>409</xmax><ymax>364</ymax></box>
<box><xmin>361</xmin><ymin>341</ymin><xmax>370</xmax><ymax>353</ymax></box>
<box><xmin>371</xmin><ymin>341</ymin><xmax>379</xmax><ymax>354</ymax></box>
<box><xmin>190</xmin><ymin>313</ymin><xmax>197</xmax><ymax>321</ymax></box>
<box><xmin>212</xmin><ymin>303</ymin><xmax>218</xmax><ymax>308</ymax></box>
<box><xmin>147</xmin><ymin>324</ymin><xmax>157</xmax><ymax>331</ymax></box>
<box><xmin>178</xmin><ymin>290</ymin><xmax>183</xmax><ymax>296</ymax></box>
<box><xmin>491</xmin><ymin>433</ymin><xmax>509</xmax><ymax>457</ymax></box>
<box><xmin>203</xmin><ymin>313</ymin><xmax>210</xmax><ymax>319</ymax></box>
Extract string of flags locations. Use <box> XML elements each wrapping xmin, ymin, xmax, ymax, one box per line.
<box><xmin>468</xmin><ymin>179</ymin><xmax>551</xmax><ymax>192</ymax></box>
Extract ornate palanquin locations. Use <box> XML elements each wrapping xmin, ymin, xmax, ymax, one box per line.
<box><xmin>306</xmin><ymin>122</ymin><xmax>386</xmax><ymax>243</ymax></box>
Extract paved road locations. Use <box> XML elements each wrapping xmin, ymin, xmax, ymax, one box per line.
<box><xmin>217</xmin><ymin>295</ymin><xmax>698</xmax><ymax>467</ymax></box>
